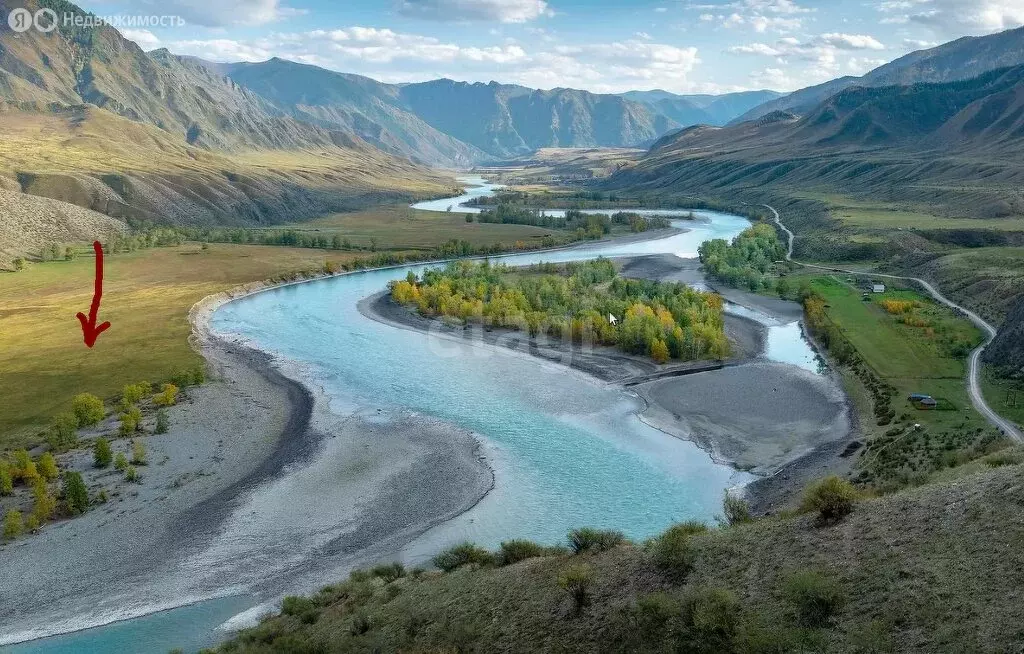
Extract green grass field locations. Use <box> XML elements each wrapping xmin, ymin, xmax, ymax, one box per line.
<box><xmin>981</xmin><ymin>368</ymin><xmax>1024</xmax><ymax>430</ymax></box>
<box><xmin>809</xmin><ymin>276</ymin><xmax>985</xmax><ymax>433</ymax></box>
<box><xmin>304</xmin><ymin>205</ymin><xmax>559</xmax><ymax>250</ymax></box>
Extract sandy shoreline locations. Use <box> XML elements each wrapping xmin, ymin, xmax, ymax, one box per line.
<box><xmin>0</xmin><ymin>282</ymin><xmax>494</xmax><ymax>645</ymax></box>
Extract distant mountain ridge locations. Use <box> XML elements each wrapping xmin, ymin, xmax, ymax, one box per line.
<box><xmin>220</xmin><ymin>62</ymin><xmax>696</xmax><ymax>163</ymax></box>
<box><xmin>733</xmin><ymin>26</ymin><xmax>1024</xmax><ymax>124</ymax></box>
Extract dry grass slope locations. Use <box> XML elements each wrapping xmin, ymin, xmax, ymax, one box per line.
<box><xmin>217</xmin><ymin>457</ymin><xmax>1024</xmax><ymax>653</ymax></box>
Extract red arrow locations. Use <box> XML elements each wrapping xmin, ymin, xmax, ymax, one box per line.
<box><xmin>76</xmin><ymin>241</ymin><xmax>111</xmax><ymax>348</ymax></box>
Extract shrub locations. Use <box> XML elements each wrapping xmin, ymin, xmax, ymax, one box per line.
<box><xmin>985</xmin><ymin>449</ymin><xmax>1024</xmax><ymax>468</ymax></box>
<box><xmin>62</xmin><ymin>471</ymin><xmax>90</xmax><ymax>515</ymax></box>
<box><xmin>121</xmin><ymin>383</ymin><xmax>146</xmax><ymax>406</ymax></box>
<box><xmin>496</xmin><ymin>539</ymin><xmax>546</xmax><ymax>566</ymax></box>
<box><xmin>350</xmin><ymin>613</ymin><xmax>372</xmax><ymax>636</ymax></box>
<box><xmin>4</xmin><ymin>509</ymin><xmax>24</xmax><ymax>540</ymax></box>
<box><xmin>11</xmin><ymin>449</ymin><xmax>37</xmax><ymax>482</ymax></box>
<box><xmin>47</xmin><ymin>413</ymin><xmax>79</xmax><ymax>452</ymax></box>
<box><xmin>281</xmin><ymin>595</ymin><xmax>317</xmax><ymax>617</ymax></box>
<box><xmin>557</xmin><ymin>564</ymin><xmax>594</xmax><ymax>613</ymax></box>
<box><xmin>154</xmin><ymin>383</ymin><xmax>179</xmax><ymax>407</ymax></box>
<box><xmin>721</xmin><ymin>491</ymin><xmax>752</xmax><ymax>526</ymax></box>
<box><xmin>37</xmin><ymin>453</ymin><xmax>59</xmax><ymax>481</ymax></box>
<box><xmin>370</xmin><ymin>562</ymin><xmax>406</xmax><ymax>583</ymax></box>
<box><xmin>125</xmin><ymin>465</ymin><xmax>140</xmax><ymax>483</ymax></box>
<box><xmin>568</xmin><ymin>527</ymin><xmax>625</xmax><ymax>554</ymax></box>
<box><xmin>72</xmin><ymin>393</ymin><xmax>106</xmax><ymax>427</ymax></box>
<box><xmin>0</xmin><ymin>462</ymin><xmax>12</xmax><ymax>496</ymax></box>
<box><xmin>155</xmin><ymin>409</ymin><xmax>170</xmax><ymax>435</ymax></box>
<box><xmin>433</xmin><ymin>542</ymin><xmax>493</xmax><ymax>572</ymax></box>
<box><xmin>650</xmin><ymin>521</ymin><xmax>708</xmax><ymax>579</ymax></box>
<box><xmin>801</xmin><ymin>476</ymin><xmax>858</xmax><ymax>523</ymax></box>
<box><xmin>25</xmin><ymin>514</ymin><xmax>40</xmax><ymax>532</ymax></box>
<box><xmin>679</xmin><ymin>586</ymin><xmax>741</xmax><ymax>653</ymax></box>
<box><xmin>94</xmin><ymin>438</ymin><xmax>113</xmax><ymax>468</ymax></box>
<box><xmin>114</xmin><ymin>452</ymin><xmax>129</xmax><ymax>472</ymax></box>
<box><xmin>119</xmin><ymin>406</ymin><xmax>142</xmax><ymax>436</ymax></box>
<box><xmin>783</xmin><ymin>570</ymin><xmax>845</xmax><ymax>627</ymax></box>
<box><xmin>131</xmin><ymin>440</ymin><xmax>148</xmax><ymax>465</ymax></box>
<box><xmin>620</xmin><ymin>592</ymin><xmax>679</xmax><ymax>642</ymax></box>
<box><xmin>348</xmin><ymin>569</ymin><xmax>371</xmax><ymax>583</ymax></box>
<box><xmin>32</xmin><ymin>478</ymin><xmax>56</xmax><ymax>522</ymax></box>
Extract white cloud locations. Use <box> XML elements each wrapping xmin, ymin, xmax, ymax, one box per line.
<box><xmin>874</xmin><ymin>0</ymin><xmax>1024</xmax><ymax>36</ymax></box>
<box><xmin>396</xmin><ymin>0</ymin><xmax>554</xmax><ymax>23</ymax></box>
<box><xmin>729</xmin><ymin>32</ymin><xmax>889</xmax><ymax>88</ymax></box>
<box><xmin>691</xmin><ymin>0</ymin><xmax>812</xmax><ymax>33</ymax></box>
<box><xmin>122</xmin><ymin>28</ymin><xmax>161</xmax><ymax>49</ymax></box>
<box><xmin>127</xmin><ymin>0</ymin><xmax>303</xmax><ymax>27</ymax></box>
<box><xmin>160</xmin><ymin>28</ymin><xmax>713</xmax><ymax>93</ymax></box>
<box><xmin>817</xmin><ymin>33</ymin><xmax>885</xmax><ymax>50</ymax></box>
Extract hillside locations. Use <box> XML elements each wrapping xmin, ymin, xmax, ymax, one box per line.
<box><xmin>0</xmin><ymin>0</ymin><xmax>452</xmax><ymax>261</ymax></box>
<box><xmin>219</xmin><ymin>62</ymin><xmax>684</xmax><ymax>161</ymax></box>
<box><xmin>221</xmin><ymin>60</ymin><xmax>486</xmax><ymax>166</ymax></box>
<box><xmin>623</xmin><ymin>89</ymin><xmax>783</xmax><ymax>127</ymax></box>
<box><xmin>734</xmin><ymin>26</ymin><xmax>1024</xmax><ymax>123</ymax></box>
<box><xmin>612</xmin><ymin>66</ymin><xmax>1024</xmax><ymax>217</ymax></box>
<box><xmin>216</xmin><ymin>456</ymin><xmax>1024</xmax><ymax>653</ymax></box>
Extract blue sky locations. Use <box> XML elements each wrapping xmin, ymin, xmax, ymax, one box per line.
<box><xmin>76</xmin><ymin>0</ymin><xmax>1024</xmax><ymax>93</ymax></box>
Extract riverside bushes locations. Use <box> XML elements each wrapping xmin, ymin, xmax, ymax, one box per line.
<box><xmin>496</xmin><ymin>539</ymin><xmax>546</xmax><ymax>565</ymax></box>
<box><xmin>392</xmin><ymin>259</ymin><xmax>730</xmax><ymax>363</ymax></box>
<box><xmin>568</xmin><ymin>527</ymin><xmax>625</xmax><ymax>554</ymax></box>
<box><xmin>699</xmin><ymin>223</ymin><xmax>787</xmax><ymax>292</ymax></box>
<box><xmin>433</xmin><ymin>543</ymin><xmax>493</xmax><ymax>571</ymax></box>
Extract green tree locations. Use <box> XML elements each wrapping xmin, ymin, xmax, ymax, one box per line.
<box><xmin>650</xmin><ymin>338</ymin><xmax>670</xmax><ymax>364</ymax></box>
<box><xmin>47</xmin><ymin>412</ymin><xmax>79</xmax><ymax>452</ymax></box>
<box><xmin>37</xmin><ymin>453</ymin><xmax>59</xmax><ymax>481</ymax></box>
<box><xmin>13</xmin><ymin>257</ymin><xmax>25</xmax><ymax>271</ymax></box>
<box><xmin>93</xmin><ymin>438</ymin><xmax>113</xmax><ymax>468</ymax></box>
<box><xmin>721</xmin><ymin>491</ymin><xmax>752</xmax><ymax>526</ymax></box>
<box><xmin>49</xmin><ymin>243</ymin><xmax>62</xmax><ymax>261</ymax></box>
<box><xmin>72</xmin><ymin>393</ymin><xmax>106</xmax><ymax>427</ymax></box>
<box><xmin>131</xmin><ymin>440</ymin><xmax>148</xmax><ymax>465</ymax></box>
<box><xmin>64</xmin><ymin>246</ymin><xmax>76</xmax><ymax>261</ymax></box>
<box><xmin>62</xmin><ymin>471</ymin><xmax>90</xmax><ymax>516</ymax></box>
<box><xmin>12</xmin><ymin>450</ymin><xmax>39</xmax><ymax>484</ymax></box>
<box><xmin>119</xmin><ymin>406</ymin><xmax>142</xmax><ymax>436</ymax></box>
<box><xmin>155</xmin><ymin>409</ymin><xmax>170</xmax><ymax>434</ymax></box>
<box><xmin>153</xmin><ymin>384</ymin><xmax>179</xmax><ymax>407</ymax></box>
<box><xmin>0</xmin><ymin>462</ymin><xmax>12</xmax><ymax>496</ymax></box>
<box><xmin>114</xmin><ymin>452</ymin><xmax>129</xmax><ymax>472</ymax></box>
<box><xmin>121</xmin><ymin>383</ymin><xmax>146</xmax><ymax>406</ymax></box>
<box><xmin>32</xmin><ymin>478</ymin><xmax>56</xmax><ymax>523</ymax></box>
<box><xmin>4</xmin><ymin>509</ymin><xmax>24</xmax><ymax>540</ymax></box>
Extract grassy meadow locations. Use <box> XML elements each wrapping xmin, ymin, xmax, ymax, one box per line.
<box><xmin>0</xmin><ymin>208</ymin><xmax>555</xmax><ymax>451</ymax></box>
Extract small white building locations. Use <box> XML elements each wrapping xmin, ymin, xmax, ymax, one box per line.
<box><xmin>872</xmin><ymin>284</ymin><xmax>886</xmax><ymax>293</ymax></box>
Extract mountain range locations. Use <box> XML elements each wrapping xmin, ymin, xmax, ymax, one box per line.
<box><xmin>732</xmin><ymin>25</ymin><xmax>1024</xmax><ymax>124</ymax></box>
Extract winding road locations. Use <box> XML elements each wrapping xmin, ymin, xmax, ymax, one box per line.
<box><xmin>763</xmin><ymin>204</ymin><xmax>1022</xmax><ymax>442</ymax></box>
